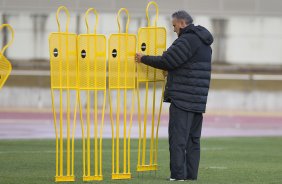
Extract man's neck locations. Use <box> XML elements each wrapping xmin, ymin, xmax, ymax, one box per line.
<box><xmin>178</xmin><ymin>24</ymin><xmax>193</xmax><ymax>37</ymax></box>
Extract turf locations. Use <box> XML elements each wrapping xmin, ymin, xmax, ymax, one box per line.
<box><xmin>0</xmin><ymin>137</ymin><xmax>282</xmax><ymax>184</ymax></box>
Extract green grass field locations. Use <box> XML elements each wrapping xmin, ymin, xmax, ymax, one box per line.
<box><xmin>0</xmin><ymin>137</ymin><xmax>282</xmax><ymax>184</ymax></box>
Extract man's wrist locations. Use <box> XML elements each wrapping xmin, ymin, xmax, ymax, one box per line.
<box><xmin>140</xmin><ymin>55</ymin><xmax>147</xmax><ymax>63</ymax></box>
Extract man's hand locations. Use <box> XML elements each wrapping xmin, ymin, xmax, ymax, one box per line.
<box><xmin>163</xmin><ymin>70</ymin><xmax>168</xmax><ymax>78</ymax></box>
<box><xmin>135</xmin><ymin>53</ymin><xmax>144</xmax><ymax>63</ymax></box>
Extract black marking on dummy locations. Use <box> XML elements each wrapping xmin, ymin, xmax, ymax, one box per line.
<box><xmin>141</xmin><ymin>43</ymin><xmax>146</xmax><ymax>51</ymax></box>
<box><xmin>81</xmin><ymin>50</ymin><xmax>86</xmax><ymax>59</ymax></box>
<box><xmin>53</xmin><ymin>48</ymin><xmax>58</xmax><ymax>57</ymax></box>
<box><xmin>112</xmin><ymin>49</ymin><xmax>117</xmax><ymax>58</ymax></box>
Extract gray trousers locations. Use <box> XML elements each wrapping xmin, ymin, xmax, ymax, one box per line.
<box><xmin>169</xmin><ymin>102</ymin><xmax>203</xmax><ymax>180</ymax></box>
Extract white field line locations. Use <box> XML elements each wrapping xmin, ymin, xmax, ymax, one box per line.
<box><xmin>206</xmin><ymin>166</ymin><xmax>227</xmax><ymax>169</ymax></box>
<box><xmin>202</xmin><ymin>147</ymin><xmax>225</xmax><ymax>151</ymax></box>
<box><xmin>212</xmin><ymin>74</ymin><xmax>282</xmax><ymax>81</ymax></box>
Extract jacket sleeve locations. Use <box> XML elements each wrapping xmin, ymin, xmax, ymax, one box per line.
<box><xmin>141</xmin><ymin>37</ymin><xmax>192</xmax><ymax>71</ymax></box>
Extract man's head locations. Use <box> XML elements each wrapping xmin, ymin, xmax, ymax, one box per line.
<box><xmin>172</xmin><ymin>10</ymin><xmax>193</xmax><ymax>36</ymax></box>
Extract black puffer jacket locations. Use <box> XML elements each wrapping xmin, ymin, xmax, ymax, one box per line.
<box><xmin>141</xmin><ymin>24</ymin><xmax>213</xmax><ymax>113</ymax></box>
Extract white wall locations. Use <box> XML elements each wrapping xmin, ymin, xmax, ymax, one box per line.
<box><xmin>3</xmin><ymin>13</ymin><xmax>282</xmax><ymax>65</ymax></box>
<box><xmin>225</xmin><ymin>17</ymin><xmax>282</xmax><ymax>64</ymax></box>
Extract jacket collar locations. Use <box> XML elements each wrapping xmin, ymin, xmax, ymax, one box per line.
<box><xmin>178</xmin><ymin>24</ymin><xmax>194</xmax><ymax>37</ymax></box>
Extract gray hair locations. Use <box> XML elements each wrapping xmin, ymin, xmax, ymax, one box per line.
<box><xmin>172</xmin><ymin>10</ymin><xmax>193</xmax><ymax>25</ymax></box>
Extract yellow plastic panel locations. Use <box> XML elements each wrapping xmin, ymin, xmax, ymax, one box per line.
<box><xmin>108</xmin><ymin>34</ymin><xmax>136</xmax><ymax>89</ymax></box>
<box><xmin>49</xmin><ymin>33</ymin><xmax>78</xmax><ymax>89</ymax></box>
<box><xmin>137</xmin><ymin>27</ymin><xmax>166</xmax><ymax>82</ymax></box>
<box><xmin>77</xmin><ymin>34</ymin><xmax>106</xmax><ymax>90</ymax></box>
<box><xmin>0</xmin><ymin>53</ymin><xmax>12</xmax><ymax>89</ymax></box>
<box><xmin>0</xmin><ymin>24</ymin><xmax>14</xmax><ymax>89</ymax></box>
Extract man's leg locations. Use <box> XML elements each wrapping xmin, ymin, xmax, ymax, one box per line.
<box><xmin>168</xmin><ymin>103</ymin><xmax>192</xmax><ymax>180</ymax></box>
<box><xmin>185</xmin><ymin>113</ymin><xmax>203</xmax><ymax>180</ymax></box>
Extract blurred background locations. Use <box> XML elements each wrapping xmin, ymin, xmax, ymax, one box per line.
<box><xmin>0</xmin><ymin>0</ymin><xmax>281</xmax><ymax>139</ymax></box>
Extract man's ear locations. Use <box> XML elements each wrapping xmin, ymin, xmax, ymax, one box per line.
<box><xmin>180</xmin><ymin>20</ymin><xmax>187</xmax><ymax>28</ymax></box>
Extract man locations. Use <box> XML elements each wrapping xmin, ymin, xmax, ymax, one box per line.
<box><xmin>135</xmin><ymin>10</ymin><xmax>213</xmax><ymax>181</ymax></box>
